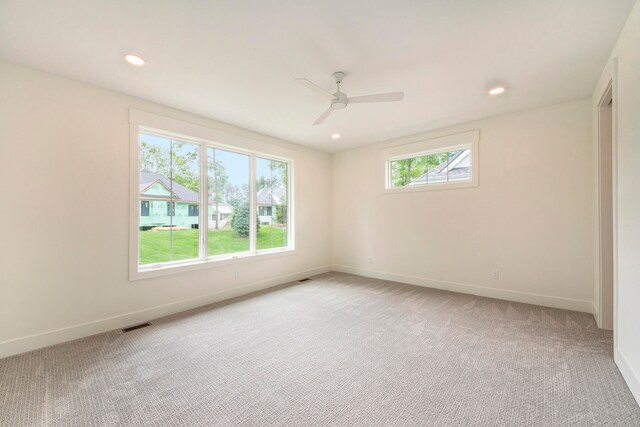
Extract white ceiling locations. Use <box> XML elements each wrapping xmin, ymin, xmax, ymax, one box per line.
<box><xmin>0</xmin><ymin>1</ymin><xmax>635</xmax><ymax>152</ymax></box>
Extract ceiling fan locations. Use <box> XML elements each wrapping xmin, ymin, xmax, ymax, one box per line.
<box><xmin>295</xmin><ymin>72</ymin><xmax>404</xmax><ymax>125</ymax></box>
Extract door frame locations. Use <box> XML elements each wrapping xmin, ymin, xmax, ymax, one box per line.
<box><xmin>596</xmin><ymin>77</ymin><xmax>617</xmax><ymax>333</ymax></box>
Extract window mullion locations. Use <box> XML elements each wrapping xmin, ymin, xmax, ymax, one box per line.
<box><xmin>200</xmin><ymin>143</ymin><xmax>208</xmax><ymax>260</ymax></box>
<box><xmin>287</xmin><ymin>161</ymin><xmax>292</xmax><ymax>249</ymax></box>
<box><xmin>169</xmin><ymin>139</ymin><xmax>174</xmax><ymax>262</ymax></box>
<box><xmin>249</xmin><ymin>154</ymin><xmax>257</xmax><ymax>254</ymax></box>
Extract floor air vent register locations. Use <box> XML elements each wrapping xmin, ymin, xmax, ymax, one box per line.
<box><xmin>121</xmin><ymin>322</ymin><xmax>152</xmax><ymax>333</ymax></box>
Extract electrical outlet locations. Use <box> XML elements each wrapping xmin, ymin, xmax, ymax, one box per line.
<box><xmin>234</xmin><ymin>271</ymin><xmax>240</xmax><ymax>280</ymax></box>
<box><xmin>491</xmin><ymin>270</ymin><xmax>499</xmax><ymax>279</ymax></box>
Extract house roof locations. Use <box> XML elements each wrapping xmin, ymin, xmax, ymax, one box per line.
<box><xmin>211</xmin><ymin>202</ymin><xmax>232</xmax><ymax>214</ymax></box>
<box><xmin>257</xmin><ymin>186</ymin><xmax>286</xmax><ymax>205</ymax></box>
<box><xmin>409</xmin><ymin>149</ymin><xmax>471</xmax><ymax>185</ymax></box>
<box><xmin>140</xmin><ymin>172</ymin><xmax>199</xmax><ymax>203</ymax></box>
<box><xmin>140</xmin><ymin>172</ymin><xmax>237</xmax><ymax>210</ymax></box>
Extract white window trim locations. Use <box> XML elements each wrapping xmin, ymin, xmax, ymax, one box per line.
<box><xmin>129</xmin><ymin>109</ymin><xmax>296</xmax><ymax>281</ymax></box>
<box><xmin>381</xmin><ymin>130</ymin><xmax>479</xmax><ymax>194</ymax></box>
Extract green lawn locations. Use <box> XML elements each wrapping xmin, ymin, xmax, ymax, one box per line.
<box><xmin>139</xmin><ymin>226</ymin><xmax>287</xmax><ymax>265</ymax></box>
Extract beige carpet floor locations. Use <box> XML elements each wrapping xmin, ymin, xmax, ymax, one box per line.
<box><xmin>1</xmin><ymin>272</ymin><xmax>639</xmax><ymax>426</ymax></box>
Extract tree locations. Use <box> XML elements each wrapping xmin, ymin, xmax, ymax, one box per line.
<box><xmin>139</xmin><ymin>141</ymin><xmax>170</xmax><ymax>177</ymax></box>
<box><xmin>139</xmin><ymin>140</ymin><xmax>199</xmax><ymax>192</ymax></box>
<box><xmin>275</xmin><ymin>204</ymin><xmax>287</xmax><ymax>226</ymax></box>
<box><xmin>224</xmin><ymin>183</ymin><xmax>243</xmax><ymax>207</ymax></box>
<box><xmin>228</xmin><ymin>184</ymin><xmax>249</xmax><ymax>212</ymax></box>
<box><xmin>267</xmin><ymin>160</ymin><xmax>288</xmax><ymax>226</ymax></box>
<box><xmin>171</xmin><ymin>143</ymin><xmax>199</xmax><ymax>192</ymax></box>
<box><xmin>231</xmin><ymin>202</ymin><xmax>260</xmax><ymax>237</ymax></box>
<box><xmin>208</xmin><ymin>153</ymin><xmax>228</xmax><ymax>230</ymax></box>
<box><xmin>391</xmin><ymin>153</ymin><xmax>449</xmax><ymax>187</ymax></box>
<box><xmin>256</xmin><ymin>176</ymin><xmax>279</xmax><ymax>190</ymax></box>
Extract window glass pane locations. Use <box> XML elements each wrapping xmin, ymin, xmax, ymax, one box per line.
<box><xmin>138</xmin><ymin>133</ymin><xmax>200</xmax><ymax>265</ymax></box>
<box><xmin>389</xmin><ymin>147</ymin><xmax>472</xmax><ymax>189</ymax></box>
<box><xmin>446</xmin><ymin>149</ymin><xmax>471</xmax><ymax>182</ymax></box>
<box><xmin>425</xmin><ymin>152</ymin><xmax>448</xmax><ymax>184</ymax></box>
<box><xmin>407</xmin><ymin>155</ymin><xmax>429</xmax><ymax>186</ymax></box>
<box><xmin>391</xmin><ymin>156</ymin><xmax>432</xmax><ymax>187</ymax></box>
<box><xmin>167</xmin><ymin>140</ymin><xmax>200</xmax><ymax>262</ymax></box>
<box><xmin>256</xmin><ymin>158</ymin><xmax>288</xmax><ymax>250</ymax></box>
<box><xmin>390</xmin><ymin>159</ymin><xmax>408</xmax><ymax>187</ymax></box>
<box><xmin>208</xmin><ymin>148</ymin><xmax>250</xmax><ymax>257</ymax></box>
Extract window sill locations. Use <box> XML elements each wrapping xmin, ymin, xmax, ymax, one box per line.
<box><xmin>382</xmin><ymin>180</ymin><xmax>478</xmax><ymax>194</ymax></box>
<box><xmin>130</xmin><ymin>247</ymin><xmax>296</xmax><ymax>281</ymax></box>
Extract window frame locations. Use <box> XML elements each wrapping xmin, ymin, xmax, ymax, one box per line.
<box><xmin>381</xmin><ymin>130</ymin><xmax>479</xmax><ymax>194</ymax></box>
<box><xmin>129</xmin><ymin>110</ymin><xmax>296</xmax><ymax>281</ymax></box>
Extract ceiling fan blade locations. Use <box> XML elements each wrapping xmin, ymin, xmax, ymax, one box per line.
<box><xmin>295</xmin><ymin>78</ymin><xmax>335</xmax><ymax>100</ymax></box>
<box><xmin>348</xmin><ymin>92</ymin><xmax>404</xmax><ymax>104</ymax></box>
<box><xmin>313</xmin><ymin>107</ymin><xmax>333</xmax><ymax>126</ymax></box>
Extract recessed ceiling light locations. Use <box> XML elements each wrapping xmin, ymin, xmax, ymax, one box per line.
<box><xmin>124</xmin><ymin>54</ymin><xmax>145</xmax><ymax>66</ymax></box>
<box><xmin>331</xmin><ymin>133</ymin><xmax>341</xmax><ymax>139</ymax></box>
<box><xmin>489</xmin><ymin>86</ymin><xmax>505</xmax><ymax>95</ymax></box>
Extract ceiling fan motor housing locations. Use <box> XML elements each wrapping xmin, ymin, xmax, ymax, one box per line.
<box><xmin>331</xmin><ymin>92</ymin><xmax>348</xmax><ymax>110</ymax></box>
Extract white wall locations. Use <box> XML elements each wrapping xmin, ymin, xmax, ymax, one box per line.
<box><xmin>592</xmin><ymin>0</ymin><xmax>640</xmax><ymax>404</ymax></box>
<box><xmin>332</xmin><ymin>99</ymin><xmax>594</xmax><ymax>312</ymax></box>
<box><xmin>0</xmin><ymin>60</ymin><xmax>332</xmax><ymax>358</ymax></box>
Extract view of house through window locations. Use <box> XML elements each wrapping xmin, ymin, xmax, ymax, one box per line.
<box><xmin>389</xmin><ymin>147</ymin><xmax>471</xmax><ymax>188</ymax></box>
<box><xmin>138</xmin><ymin>133</ymin><xmax>200</xmax><ymax>265</ymax></box>
<box><xmin>256</xmin><ymin>157</ymin><xmax>288</xmax><ymax>250</ymax></box>
<box><xmin>208</xmin><ymin>148</ymin><xmax>250</xmax><ymax>257</ymax></box>
<box><xmin>137</xmin><ymin>130</ymin><xmax>292</xmax><ymax>270</ymax></box>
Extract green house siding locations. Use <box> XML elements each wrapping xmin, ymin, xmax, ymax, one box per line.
<box><xmin>139</xmin><ymin>175</ymin><xmax>216</xmax><ymax>229</ymax></box>
<box><xmin>143</xmin><ymin>182</ymin><xmax>174</xmax><ymax>197</ymax></box>
<box><xmin>140</xmin><ymin>200</ymin><xmax>200</xmax><ymax>228</ymax></box>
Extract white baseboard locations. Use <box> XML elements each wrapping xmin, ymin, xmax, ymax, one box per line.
<box><xmin>0</xmin><ymin>265</ymin><xmax>598</xmax><ymax>360</ymax></box>
<box><xmin>592</xmin><ymin>302</ymin><xmax>600</xmax><ymax>326</ymax></box>
<box><xmin>615</xmin><ymin>348</ymin><xmax>640</xmax><ymax>406</ymax></box>
<box><xmin>0</xmin><ymin>265</ymin><xmax>331</xmax><ymax>359</ymax></box>
<box><xmin>332</xmin><ymin>264</ymin><xmax>595</xmax><ymax>314</ymax></box>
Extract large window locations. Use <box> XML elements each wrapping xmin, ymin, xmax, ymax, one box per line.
<box><xmin>131</xmin><ymin>114</ymin><xmax>293</xmax><ymax>278</ymax></box>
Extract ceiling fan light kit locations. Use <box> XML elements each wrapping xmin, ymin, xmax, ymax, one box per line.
<box><xmin>295</xmin><ymin>71</ymin><xmax>404</xmax><ymax>125</ymax></box>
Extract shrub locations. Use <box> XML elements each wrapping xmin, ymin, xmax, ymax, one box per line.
<box><xmin>232</xmin><ymin>202</ymin><xmax>260</xmax><ymax>237</ymax></box>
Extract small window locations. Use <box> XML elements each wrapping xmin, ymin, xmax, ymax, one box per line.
<box><xmin>188</xmin><ymin>204</ymin><xmax>199</xmax><ymax>217</ymax></box>
<box><xmin>382</xmin><ymin>130</ymin><xmax>478</xmax><ymax>193</ymax></box>
<box><xmin>141</xmin><ymin>201</ymin><xmax>150</xmax><ymax>216</ymax></box>
<box><xmin>389</xmin><ymin>148</ymin><xmax>471</xmax><ymax>188</ymax></box>
<box><xmin>167</xmin><ymin>201</ymin><xmax>175</xmax><ymax>217</ymax></box>
<box><xmin>258</xmin><ymin>206</ymin><xmax>273</xmax><ymax>216</ymax></box>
